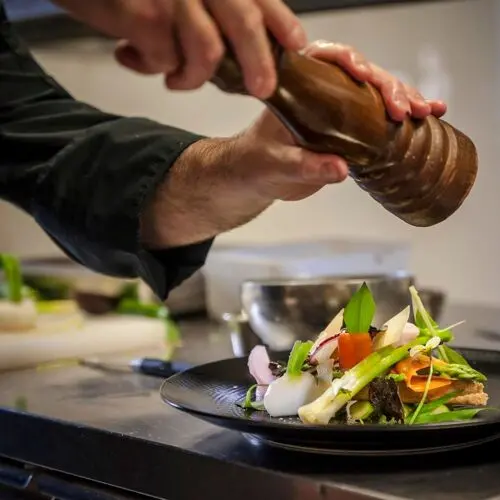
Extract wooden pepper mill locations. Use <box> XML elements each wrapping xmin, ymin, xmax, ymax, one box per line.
<box><xmin>210</xmin><ymin>42</ymin><xmax>478</xmax><ymax>227</ymax></box>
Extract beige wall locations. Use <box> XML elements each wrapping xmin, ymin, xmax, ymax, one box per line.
<box><xmin>1</xmin><ymin>0</ymin><xmax>499</xmax><ymax>305</ymax></box>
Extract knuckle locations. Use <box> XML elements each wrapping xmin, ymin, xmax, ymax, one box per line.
<box><xmin>200</xmin><ymin>40</ymin><xmax>224</xmax><ymax>66</ymax></box>
<box><xmin>241</xmin><ymin>10</ymin><xmax>264</xmax><ymax>34</ymax></box>
<box><xmin>135</xmin><ymin>4</ymin><xmax>162</xmax><ymax>30</ymax></box>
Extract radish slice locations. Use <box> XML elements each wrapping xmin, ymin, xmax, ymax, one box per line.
<box><xmin>396</xmin><ymin>322</ymin><xmax>420</xmax><ymax>346</ymax></box>
<box><xmin>316</xmin><ymin>359</ymin><xmax>335</xmax><ymax>383</ymax></box>
<box><xmin>310</xmin><ymin>308</ymin><xmax>344</xmax><ymax>354</ymax></box>
<box><xmin>310</xmin><ymin>334</ymin><xmax>339</xmax><ymax>364</ymax></box>
<box><xmin>248</xmin><ymin>345</ymin><xmax>275</xmax><ymax>400</ymax></box>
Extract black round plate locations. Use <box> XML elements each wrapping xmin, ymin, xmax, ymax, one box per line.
<box><xmin>160</xmin><ymin>347</ymin><xmax>500</xmax><ymax>455</ymax></box>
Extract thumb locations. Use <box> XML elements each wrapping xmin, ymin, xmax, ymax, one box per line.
<box><xmin>262</xmin><ymin>144</ymin><xmax>349</xmax><ymax>185</ymax></box>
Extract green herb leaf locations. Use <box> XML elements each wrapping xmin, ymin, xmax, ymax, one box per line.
<box><xmin>343</xmin><ymin>282</ymin><xmax>375</xmax><ymax>334</ymax></box>
<box><xmin>286</xmin><ymin>340</ymin><xmax>313</xmax><ymax>377</ymax></box>
<box><xmin>412</xmin><ymin>408</ymin><xmax>493</xmax><ymax>424</ymax></box>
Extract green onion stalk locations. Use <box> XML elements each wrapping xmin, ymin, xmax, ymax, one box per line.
<box><xmin>298</xmin><ymin>343</ymin><xmax>415</xmax><ymax>425</ymax></box>
<box><xmin>0</xmin><ymin>254</ymin><xmax>22</xmax><ymax>303</ymax></box>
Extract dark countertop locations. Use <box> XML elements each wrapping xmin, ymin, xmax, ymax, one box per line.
<box><xmin>1</xmin><ymin>303</ymin><xmax>500</xmax><ymax>500</ymax></box>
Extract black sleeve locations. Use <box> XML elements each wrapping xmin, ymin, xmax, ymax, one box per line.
<box><xmin>0</xmin><ymin>3</ymin><xmax>214</xmax><ymax>300</ymax></box>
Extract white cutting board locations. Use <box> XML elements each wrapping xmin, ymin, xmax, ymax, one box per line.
<box><xmin>0</xmin><ymin>315</ymin><xmax>167</xmax><ymax>372</ymax></box>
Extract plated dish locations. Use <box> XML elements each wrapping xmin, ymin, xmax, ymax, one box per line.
<box><xmin>161</xmin><ymin>283</ymin><xmax>500</xmax><ymax>455</ymax></box>
<box><xmin>242</xmin><ymin>284</ymin><xmax>490</xmax><ymax>426</ymax></box>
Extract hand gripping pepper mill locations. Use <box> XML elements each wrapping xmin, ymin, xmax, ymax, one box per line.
<box><xmin>210</xmin><ymin>41</ymin><xmax>477</xmax><ymax>227</ymax></box>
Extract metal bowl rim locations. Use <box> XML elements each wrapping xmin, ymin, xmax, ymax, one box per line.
<box><xmin>240</xmin><ymin>272</ymin><xmax>414</xmax><ymax>288</ymax></box>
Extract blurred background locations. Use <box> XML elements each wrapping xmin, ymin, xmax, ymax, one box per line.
<box><xmin>1</xmin><ymin>0</ymin><xmax>498</xmax><ymax>309</ymax></box>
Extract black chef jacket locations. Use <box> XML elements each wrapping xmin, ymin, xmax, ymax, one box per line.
<box><xmin>0</xmin><ymin>1</ymin><xmax>214</xmax><ymax>300</ymax></box>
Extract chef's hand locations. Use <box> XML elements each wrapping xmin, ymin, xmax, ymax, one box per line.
<box><xmin>140</xmin><ymin>41</ymin><xmax>448</xmax><ymax>248</ymax></box>
<box><xmin>51</xmin><ymin>0</ymin><xmax>307</xmax><ymax>99</ymax></box>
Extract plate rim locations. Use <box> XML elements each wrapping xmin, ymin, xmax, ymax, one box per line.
<box><xmin>160</xmin><ymin>346</ymin><xmax>500</xmax><ymax>433</ymax></box>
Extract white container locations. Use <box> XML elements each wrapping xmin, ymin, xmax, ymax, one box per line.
<box><xmin>203</xmin><ymin>239</ymin><xmax>411</xmax><ymax>320</ymax></box>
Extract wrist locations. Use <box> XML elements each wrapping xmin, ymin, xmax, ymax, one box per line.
<box><xmin>140</xmin><ymin>137</ymin><xmax>233</xmax><ymax>249</ymax></box>
<box><xmin>140</xmin><ymin>134</ymin><xmax>274</xmax><ymax>249</ymax></box>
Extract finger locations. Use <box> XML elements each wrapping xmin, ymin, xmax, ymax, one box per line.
<box><xmin>404</xmin><ymin>84</ymin><xmax>432</xmax><ymax>120</ymax></box>
<box><xmin>255</xmin><ymin>0</ymin><xmax>307</xmax><ymax>51</ymax></box>
<box><xmin>369</xmin><ymin>64</ymin><xmax>411</xmax><ymax>121</ymax></box>
<box><xmin>303</xmin><ymin>41</ymin><xmax>372</xmax><ymax>82</ymax></box>
<box><xmin>206</xmin><ymin>0</ymin><xmax>277</xmax><ymax>99</ymax></box>
<box><xmin>265</xmin><ymin>146</ymin><xmax>349</xmax><ymax>185</ymax></box>
<box><xmin>114</xmin><ymin>41</ymin><xmax>169</xmax><ymax>75</ymax></box>
<box><xmin>427</xmin><ymin>99</ymin><xmax>447</xmax><ymax>118</ymax></box>
<box><xmin>115</xmin><ymin>2</ymin><xmax>181</xmax><ymax>76</ymax></box>
<box><xmin>167</xmin><ymin>0</ymin><xmax>224</xmax><ymax>90</ymax></box>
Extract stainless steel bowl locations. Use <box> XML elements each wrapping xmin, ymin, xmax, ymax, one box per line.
<box><xmin>221</xmin><ymin>311</ymin><xmax>264</xmax><ymax>358</ymax></box>
<box><xmin>241</xmin><ymin>274</ymin><xmax>423</xmax><ymax>351</ymax></box>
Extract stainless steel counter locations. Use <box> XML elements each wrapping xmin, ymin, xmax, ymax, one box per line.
<box><xmin>1</xmin><ymin>303</ymin><xmax>500</xmax><ymax>499</ymax></box>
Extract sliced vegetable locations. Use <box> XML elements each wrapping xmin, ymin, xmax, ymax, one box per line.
<box><xmin>343</xmin><ymin>282</ymin><xmax>375</xmax><ymax>334</ymax></box>
<box><xmin>395</xmin><ymin>355</ymin><xmax>452</xmax><ymax>393</ymax></box>
<box><xmin>264</xmin><ymin>371</ymin><xmax>320</xmax><ymax>417</ymax></box>
<box><xmin>309</xmin><ymin>335</ymin><xmax>339</xmax><ymax>365</ymax></box>
<box><xmin>286</xmin><ymin>340</ymin><xmax>313</xmax><ymax>377</ymax></box>
<box><xmin>338</xmin><ymin>332</ymin><xmax>372</xmax><ymax>369</ymax></box>
<box><xmin>298</xmin><ymin>343</ymin><xmax>414</xmax><ymax>425</ymax></box>
<box><xmin>347</xmin><ymin>400</ymin><xmax>374</xmax><ymax>422</ymax></box>
<box><xmin>248</xmin><ymin>346</ymin><xmax>275</xmax><ymax>400</ymax></box>
<box><xmin>396</xmin><ymin>322</ymin><xmax>420</xmax><ymax>347</ymax></box>
<box><xmin>372</xmin><ymin>306</ymin><xmax>410</xmax><ymax>350</ymax></box>
<box><xmin>310</xmin><ymin>308</ymin><xmax>344</xmax><ymax>353</ymax></box>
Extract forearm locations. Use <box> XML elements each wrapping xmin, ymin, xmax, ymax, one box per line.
<box><xmin>0</xmin><ymin>4</ymin><xmax>212</xmax><ymax>299</ymax></box>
